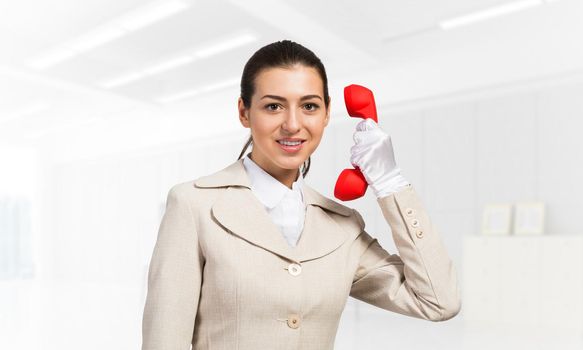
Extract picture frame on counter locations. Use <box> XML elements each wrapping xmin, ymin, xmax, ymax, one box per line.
<box><xmin>481</xmin><ymin>203</ymin><xmax>513</xmax><ymax>235</ymax></box>
<box><xmin>513</xmin><ymin>201</ymin><xmax>545</xmax><ymax>235</ymax></box>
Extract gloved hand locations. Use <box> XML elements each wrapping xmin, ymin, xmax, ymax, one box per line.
<box><xmin>350</xmin><ymin>119</ymin><xmax>410</xmax><ymax>198</ymax></box>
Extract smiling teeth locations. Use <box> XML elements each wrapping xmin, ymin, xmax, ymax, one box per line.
<box><xmin>279</xmin><ymin>140</ymin><xmax>302</xmax><ymax>146</ymax></box>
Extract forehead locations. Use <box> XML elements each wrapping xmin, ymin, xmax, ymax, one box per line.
<box><xmin>253</xmin><ymin>65</ymin><xmax>323</xmax><ymax>98</ymax></box>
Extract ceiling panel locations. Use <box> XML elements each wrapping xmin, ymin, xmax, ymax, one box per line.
<box><xmin>0</xmin><ymin>0</ymin><xmax>580</xmax><ymax>150</ymax></box>
<box><xmin>0</xmin><ymin>0</ymin><xmax>147</xmax><ymax>63</ymax></box>
<box><xmin>288</xmin><ymin>0</ymin><xmax>516</xmax><ymax>54</ymax></box>
<box><xmin>12</xmin><ymin>0</ymin><xmax>286</xmax><ymax>103</ymax></box>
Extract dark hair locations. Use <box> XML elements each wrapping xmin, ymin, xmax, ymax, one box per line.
<box><xmin>237</xmin><ymin>40</ymin><xmax>330</xmax><ymax>178</ymax></box>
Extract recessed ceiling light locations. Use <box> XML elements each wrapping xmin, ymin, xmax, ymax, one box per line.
<box><xmin>156</xmin><ymin>78</ymin><xmax>239</xmax><ymax>104</ymax></box>
<box><xmin>27</xmin><ymin>0</ymin><xmax>191</xmax><ymax>69</ymax></box>
<box><xmin>142</xmin><ymin>55</ymin><xmax>195</xmax><ymax>75</ymax></box>
<box><xmin>200</xmin><ymin>78</ymin><xmax>240</xmax><ymax>92</ymax></box>
<box><xmin>156</xmin><ymin>88</ymin><xmax>202</xmax><ymax>104</ymax></box>
<box><xmin>195</xmin><ymin>34</ymin><xmax>257</xmax><ymax>58</ymax></box>
<box><xmin>439</xmin><ymin>0</ymin><xmax>543</xmax><ymax>30</ymax></box>
<box><xmin>98</xmin><ymin>72</ymin><xmax>146</xmax><ymax>89</ymax></box>
<box><xmin>71</xmin><ymin>27</ymin><xmax>126</xmax><ymax>53</ymax></box>
<box><xmin>98</xmin><ymin>32</ymin><xmax>256</xmax><ymax>89</ymax></box>
<box><xmin>116</xmin><ymin>0</ymin><xmax>190</xmax><ymax>31</ymax></box>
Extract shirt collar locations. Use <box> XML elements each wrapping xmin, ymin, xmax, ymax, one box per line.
<box><xmin>193</xmin><ymin>157</ymin><xmax>354</xmax><ymax>217</ymax></box>
<box><xmin>242</xmin><ymin>153</ymin><xmax>304</xmax><ymax>209</ymax></box>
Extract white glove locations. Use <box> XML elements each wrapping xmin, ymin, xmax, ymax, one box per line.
<box><xmin>350</xmin><ymin>119</ymin><xmax>410</xmax><ymax>198</ymax></box>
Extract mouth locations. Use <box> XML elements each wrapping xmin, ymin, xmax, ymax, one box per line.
<box><xmin>276</xmin><ymin>138</ymin><xmax>306</xmax><ymax>145</ymax></box>
<box><xmin>276</xmin><ymin>138</ymin><xmax>306</xmax><ymax>153</ymax></box>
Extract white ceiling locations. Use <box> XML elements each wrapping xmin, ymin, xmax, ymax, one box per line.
<box><xmin>0</xmin><ymin>0</ymin><xmax>582</xmax><ymax>160</ymax></box>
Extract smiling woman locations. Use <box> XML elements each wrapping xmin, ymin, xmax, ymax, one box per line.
<box><xmin>141</xmin><ymin>40</ymin><xmax>461</xmax><ymax>350</ymax></box>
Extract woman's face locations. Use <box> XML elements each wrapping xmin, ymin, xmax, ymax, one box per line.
<box><xmin>238</xmin><ymin>64</ymin><xmax>330</xmax><ymax>179</ymax></box>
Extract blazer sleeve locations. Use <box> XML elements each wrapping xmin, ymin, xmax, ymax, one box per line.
<box><xmin>142</xmin><ymin>185</ymin><xmax>204</xmax><ymax>349</ymax></box>
<box><xmin>349</xmin><ymin>184</ymin><xmax>461</xmax><ymax>322</ymax></box>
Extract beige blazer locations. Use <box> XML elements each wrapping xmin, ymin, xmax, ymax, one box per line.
<box><xmin>141</xmin><ymin>158</ymin><xmax>461</xmax><ymax>350</ymax></box>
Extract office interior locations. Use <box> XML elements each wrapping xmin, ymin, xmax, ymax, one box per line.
<box><xmin>1</xmin><ymin>0</ymin><xmax>582</xmax><ymax>349</ymax></box>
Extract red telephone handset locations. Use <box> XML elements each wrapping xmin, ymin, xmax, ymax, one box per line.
<box><xmin>334</xmin><ymin>84</ymin><xmax>378</xmax><ymax>201</ymax></box>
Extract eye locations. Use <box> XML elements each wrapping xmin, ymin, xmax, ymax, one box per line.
<box><xmin>304</xmin><ymin>103</ymin><xmax>320</xmax><ymax>111</ymax></box>
<box><xmin>265</xmin><ymin>103</ymin><xmax>281</xmax><ymax>111</ymax></box>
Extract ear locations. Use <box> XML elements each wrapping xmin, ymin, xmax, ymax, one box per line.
<box><xmin>238</xmin><ymin>97</ymin><xmax>250</xmax><ymax>128</ymax></box>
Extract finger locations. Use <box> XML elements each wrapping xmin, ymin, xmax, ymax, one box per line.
<box><xmin>354</xmin><ymin>129</ymin><xmax>376</xmax><ymax>141</ymax></box>
<box><xmin>353</xmin><ymin>130</ymin><xmax>365</xmax><ymax>144</ymax></box>
<box><xmin>353</xmin><ymin>130</ymin><xmax>385</xmax><ymax>147</ymax></box>
<box><xmin>350</xmin><ymin>143</ymin><xmax>367</xmax><ymax>155</ymax></box>
<box><xmin>350</xmin><ymin>144</ymin><xmax>362</xmax><ymax>156</ymax></box>
<box><xmin>350</xmin><ymin>153</ymin><xmax>361</xmax><ymax>168</ymax></box>
<box><xmin>355</xmin><ymin>119</ymin><xmax>368</xmax><ymax>132</ymax></box>
<box><xmin>358</xmin><ymin>118</ymin><xmax>378</xmax><ymax>131</ymax></box>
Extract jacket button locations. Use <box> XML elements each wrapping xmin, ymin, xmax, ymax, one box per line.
<box><xmin>287</xmin><ymin>314</ymin><xmax>300</xmax><ymax>329</ymax></box>
<box><xmin>405</xmin><ymin>208</ymin><xmax>415</xmax><ymax>216</ymax></box>
<box><xmin>416</xmin><ymin>230</ymin><xmax>424</xmax><ymax>238</ymax></box>
<box><xmin>288</xmin><ymin>263</ymin><xmax>302</xmax><ymax>276</ymax></box>
<box><xmin>411</xmin><ymin>219</ymin><xmax>420</xmax><ymax>227</ymax></box>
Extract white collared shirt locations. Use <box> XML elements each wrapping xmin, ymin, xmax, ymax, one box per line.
<box><xmin>242</xmin><ymin>154</ymin><xmax>306</xmax><ymax>247</ymax></box>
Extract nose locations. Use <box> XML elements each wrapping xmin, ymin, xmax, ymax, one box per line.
<box><xmin>282</xmin><ymin>109</ymin><xmax>301</xmax><ymax>134</ymax></box>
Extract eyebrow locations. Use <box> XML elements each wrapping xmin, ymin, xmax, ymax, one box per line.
<box><xmin>260</xmin><ymin>94</ymin><xmax>323</xmax><ymax>102</ymax></box>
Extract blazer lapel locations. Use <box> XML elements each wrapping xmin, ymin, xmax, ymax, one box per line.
<box><xmin>294</xmin><ymin>185</ymin><xmax>351</xmax><ymax>262</ymax></box>
<box><xmin>212</xmin><ymin>185</ymin><xmax>299</xmax><ymax>261</ymax></box>
<box><xmin>194</xmin><ymin>159</ymin><xmax>354</xmax><ymax>263</ymax></box>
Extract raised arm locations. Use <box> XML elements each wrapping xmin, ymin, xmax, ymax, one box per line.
<box><xmin>348</xmin><ymin>118</ymin><xmax>461</xmax><ymax>321</ymax></box>
<box><xmin>349</xmin><ymin>185</ymin><xmax>461</xmax><ymax>321</ymax></box>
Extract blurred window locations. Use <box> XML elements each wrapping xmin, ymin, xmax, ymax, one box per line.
<box><xmin>0</xmin><ymin>196</ymin><xmax>34</xmax><ymax>279</ymax></box>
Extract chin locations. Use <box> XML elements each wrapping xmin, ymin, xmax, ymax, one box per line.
<box><xmin>275</xmin><ymin>156</ymin><xmax>307</xmax><ymax>169</ymax></box>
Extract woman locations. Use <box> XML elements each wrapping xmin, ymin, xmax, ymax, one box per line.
<box><xmin>142</xmin><ymin>40</ymin><xmax>461</xmax><ymax>350</ymax></box>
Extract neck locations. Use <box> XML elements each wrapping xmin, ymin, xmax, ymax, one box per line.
<box><xmin>249</xmin><ymin>153</ymin><xmax>300</xmax><ymax>189</ymax></box>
